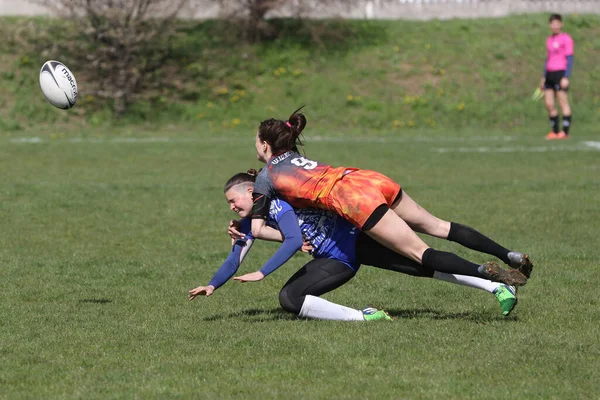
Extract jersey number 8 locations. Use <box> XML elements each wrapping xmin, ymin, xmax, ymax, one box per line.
<box><xmin>291</xmin><ymin>157</ymin><xmax>317</xmax><ymax>170</ymax></box>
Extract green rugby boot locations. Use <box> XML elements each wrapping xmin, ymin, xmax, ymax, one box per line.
<box><xmin>494</xmin><ymin>285</ymin><xmax>518</xmax><ymax>316</ymax></box>
<box><xmin>362</xmin><ymin>306</ymin><xmax>393</xmax><ymax>321</ymax></box>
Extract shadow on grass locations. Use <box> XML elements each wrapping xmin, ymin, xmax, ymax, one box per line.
<box><xmin>386</xmin><ymin>308</ymin><xmax>519</xmax><ymax>323</ymax></box>
<box><xmin>203</xmin><ymin>307</ymin><xmax>294</xmax><ymax>322</ymax></box>
<box><xmin>204</xmin><ymin>306</ymin><xmax>518</xmax><ymax>322</ymax></box>
<box><xmin>79</xmin><ymin>298</ymin><xmax>113</xmax><ymax>304</ymax></box>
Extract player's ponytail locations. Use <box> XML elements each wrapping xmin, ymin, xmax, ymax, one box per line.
<box><xmin>258</xmin><ymin>106</ymin><xmax>307</xmax><ymax>155</ymax></box>
<box><xmin>223</xmin><ymin>170</ymin><xmax>258</xmax><ymax>192</ymax></box>
<box><xmin>287</xmin><ymin>106</ymin><xmax>307</xmax><ymax>142</ymax></box>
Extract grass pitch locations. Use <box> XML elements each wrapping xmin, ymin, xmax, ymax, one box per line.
<box><xmin>1</xmin><ymin>126</ymin><xmax>599</xmax><ymax>398</ymax></box>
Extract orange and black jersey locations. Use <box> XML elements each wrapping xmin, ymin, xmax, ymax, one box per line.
<box><xmin>251</xmin><ymin>151</ymin><xmax>348</xmax><ymax>219</ymax></box>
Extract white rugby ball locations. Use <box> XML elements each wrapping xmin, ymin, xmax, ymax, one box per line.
<box><xmin>39</xmin><ymin>60</ymin><xmax>78</xmax><ymax>109</ymax></box>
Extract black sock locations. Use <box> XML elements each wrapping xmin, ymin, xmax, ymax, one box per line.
<box><xmin>550</xmin><ymin>116</ymin><xmax>560</xmax><ymax>133</ymax></box>
<box><xmin>422</xmin><ymin>248</ymin><xmax>484</xmax><ymax>278</ymax></box>
<box><xmin>562</xmin><ymin>115</ymin><xmax>571</xmax><ymax>135</ymax></box>
<box><xmin>447</xmin><ymin>222</ymin><xmax>510</xmax><ymax>265</ymax></box>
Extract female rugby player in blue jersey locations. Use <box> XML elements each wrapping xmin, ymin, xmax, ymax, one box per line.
<box><xmin>188</xmin><ymin>170</ymin><xmax>520</xmax><ymax>320</ymax></box>
<box><xmin>236</xmin><ymin>108</ymin><xmax>532</xmax><ymax>288</ymax></box>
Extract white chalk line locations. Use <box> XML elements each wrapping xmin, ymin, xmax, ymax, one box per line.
<box><xmin>434</xmin><ymin>141</ymin><xmax>600</xmax><ymax>153</ymax></box>
<box><xmin>6</xmin><ymin>135</ymin><xmax>521</xmax><ymax>144</ymax></box>
<box><xmin>6</xmin><ymin>137</ymin><xmax>600</xmax><ymax>153</ymax></box>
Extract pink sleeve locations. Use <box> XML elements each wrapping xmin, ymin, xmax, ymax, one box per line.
<box><xmin>565</xmin><ymin>35</ymin><xmax>574</xmax><ymax>56</ymax></box>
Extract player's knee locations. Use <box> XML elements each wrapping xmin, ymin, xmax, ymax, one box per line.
<box><xmin>278</xmin><ymin>287</ymin><xmax>302</xmax><ymax>315</ymax></box>
<box><xmin>423</xmin><ymin>218</ymin><xmax>450</xmax><ymax>238</ymax></box>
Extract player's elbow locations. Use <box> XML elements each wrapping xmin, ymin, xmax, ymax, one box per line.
<box><xmin>287</xmin><ymin>235</ymin><xmax>303</xmax><ymax>251</ymax></box>
<box><xmin>251</xmin><ymin>226</ymin><xmax>262</xmax><ymax>237</ymax></box>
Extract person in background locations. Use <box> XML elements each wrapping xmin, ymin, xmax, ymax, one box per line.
<box><xmin>541</xmin><ymin>13</ymin><xmax>574</xmax><ymax>140</ymax></box>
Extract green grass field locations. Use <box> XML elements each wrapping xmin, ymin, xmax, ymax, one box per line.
<box><xmin>1</xmin><ymin>125</ymin><xmax>599</xmax><ymax>398</ymax></box>
<box><xmin>1</xmin><ymin>11</ymin><xmax>599</xmax><ymax>399</ymax></box>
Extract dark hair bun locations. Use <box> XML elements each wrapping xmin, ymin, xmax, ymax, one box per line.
<box><xmin>247</xmin><ymin>169</ymin><xmax>258</xmax><ymax>177</ymax></box>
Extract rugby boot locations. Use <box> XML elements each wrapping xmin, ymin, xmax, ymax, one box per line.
<box><xmin>478</xmin><ymin>262</ymin><xmax>527</xmax><ymax>287</ymax></box>
<box><xmin>507</xmin><ymin>252</ymin><xmax>533</xmax><ymax>278</ymax></box>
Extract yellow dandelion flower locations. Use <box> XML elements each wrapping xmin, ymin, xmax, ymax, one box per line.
<box><xmin>347</xmin><ymin>95</ymin><xmax>354</xmax><ymax>101</ymax></box>
<box><xmin>408</xmin><ymin>120</ymin><xmax>415</xmax><ymax>127</ymax></box>
<box><xmin>207</xmin><ymin>102</ymin><xmax>214</xmax><ymax>108</ymax></box>
<box><xmin>232</xmin><ymin>118</ymin><xmax>241</xmax><ymax>125</ymax></box>
<box><xmin>425</xmin><ymin>44</ymin><xmax>431</xmax><ymax>49</ymax></box>
<box><xmin>230</xmin><ymin>95</ymin><xmax>240</xmax><ymax>102</ymax></box>
<box><xmin>279</xmin><ymin>67</ymin><xmax>286</xmax><ymax>73</ymax></box>
<box><xmin>197</xmin><ymin>113</ymin><xmax>205</xmax><ymax>120</ymax></box>
<box><xmin>393</xmin><ymin>120</ymin><xmax>400</xmax><ymax>127</ymax></box>
<box><xmin>293</xmin><ymin>70</ymin><xmax>303</xmax><ymax>76</ymax></box>
<box><xmin>457</xmin><ymin>102</ymin><xmax>465</xmax><ymax>111</ymax></box>
<box><xmin>394</xmin><ymin>46</ymin><xmax>400</xmax><ymax>53</ymax></box>
<box><xmin>273</xmin><ymin>70</ymin><xmax>280</xmax><ymax>77</ymax></box>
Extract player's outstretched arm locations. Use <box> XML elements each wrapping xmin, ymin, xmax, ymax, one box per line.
<box><xmin>189</xmin><ymin>234</ymin><xmax>255</xmax><ymax>299</ymax></box>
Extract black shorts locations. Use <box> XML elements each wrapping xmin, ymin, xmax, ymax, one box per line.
<box><xmin>544</xmin><ymin>70</ymin><xmax>568</xmax><ymax>92</ymax></box>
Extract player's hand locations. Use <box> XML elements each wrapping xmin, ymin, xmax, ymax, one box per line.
<box><xmin>301</xmin><ymin>241</ymin><xmax>313</xmax><ymax>253</ymax></box>
<box><xmin>228</xmin><ymin>220</ymin><xmax>244</xmax><ymax>240</ymax></box>
<box><xmin>539</xmin><ymin>77</ymin><xmax>546</xmax><ymax>90</ymax></box>
<box><xmin>560</xmin><ymin>77</ymin><xmax>569</xmax><ymax>90</ymax></box>
<box><xmin>233</xmin><ymin>271</ymin><xmax>265</xmax><ymax>282</ymax></box>
<box><xmin>188</xmin><ymin>285</ymin><xmax>215</xmax><ymax>301</ymax></box>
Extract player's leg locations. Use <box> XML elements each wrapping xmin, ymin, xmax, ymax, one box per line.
<box><xmin>278</xmin><ymin>258</ymin><xmax>391</xmax><ymax>321</ymax></box>
<box><xmin>433</xmin><ymin>272</ymin><xmax>518</xmax><ymax>316</ymax></box>
<box><xmin>363</xmin><ymin>208</ymin><xmax>527</xmax><ymax>286</ymax></box>
<box><xmin>355</xmin><ymin>233</ymin><xmax>518</xmax><ymax>315</ymax></box>
<box><xmin>544</xmin><ymin>81</ymin><xmax>560</xmax><ymax>139</ymax></box>
<box><xmin>391</xmin><ymin>191</ymin><xmax>533</xmax><ymax>277</ymax></box>
<box><xmin>557</xmin><ymin>89</ymin><xmax>571</xmax><ymax>138</ymax></box>
<box><xmin>329</xmin><ymin>172</ymin><xmax>527</xmax><ymax>285</ymax></box>
<box><xmin>354</xmin><ymin>231</ymin><xmax>434</xmax><ymax>277</ymax></box>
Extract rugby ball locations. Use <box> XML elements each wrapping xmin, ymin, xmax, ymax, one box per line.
<box><xmin>39</xmin><ymin>60</ymin><xmax>78</xmax><ymax>109</ymax></box>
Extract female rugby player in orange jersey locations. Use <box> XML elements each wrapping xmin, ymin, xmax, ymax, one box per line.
<box><xmin>235</xmin><ymin>108</ymin><xmax>532</xmax><ymax>286</ymax></box>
